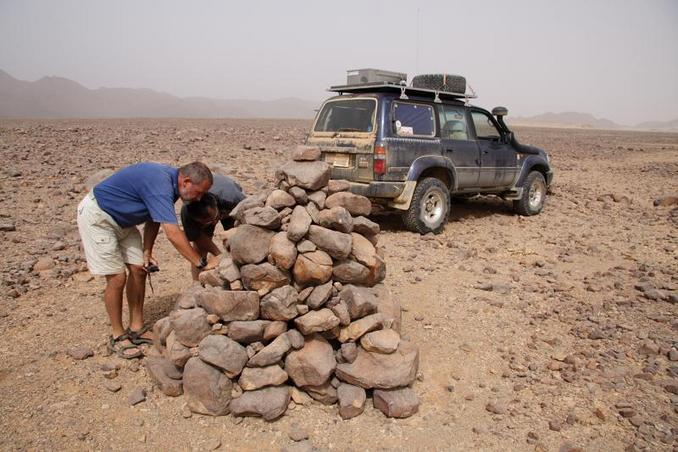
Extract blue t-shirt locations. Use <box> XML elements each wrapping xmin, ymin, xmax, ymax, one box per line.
<box><xmin>93</xmin><ymin>163</ymin><xmax>180</xmax><ymax>228</ymax></box>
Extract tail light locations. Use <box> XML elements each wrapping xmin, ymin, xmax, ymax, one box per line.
<box><xmin>374</xmin><ymin>144</ymin><xmax>387</xmax><ymax>176</ymax></box>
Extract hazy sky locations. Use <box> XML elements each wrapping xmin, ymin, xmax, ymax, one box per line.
<box><xmin>1</xmin><ymin>0</ymin><xmax>677</xmax><ymax>125</ymax></box>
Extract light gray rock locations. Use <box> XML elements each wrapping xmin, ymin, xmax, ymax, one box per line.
<box><xmin>242</xmin><ymin>206</ymin><xmax>281</xmax><ymax>229</ymax></box>
<box><xmin>195</xmin><ymin>288</ymin><xmax>260</xmax><ymax>321</ymax></box>
<box><xmin>229</xmin><ymin>225</ymin><xmax>275</xmax><ymax>265</ymax></box>
<box><xmin>351</xmin><ymin>216</ymin><xmax>380</xmax><ymax>236</ymax></box>
<box><xmin>294</xmin><ymin>309</ymin><xmax>341</xmax><ymax>335</ymax></box>
<box><xmin>265</xmin><ymin>189</ymin><xmax>296</xmax><ymax>209</ymax></box>
<box><xmin>308</xmin><ymin>190</ymin><xmax>327</xmax><ymax>209</ymax></box>
<box><xmin>238</xmin><ymin>365</ymin><xmax>289</xmax><ymax>391</ymax></box>
<box><xmin>169</xmin><ymin>307</ymin><xmax>211</xmax><ymax>347</ymax></box>
<box><xmin>307</xmin><ymin>225</ymin><xmax>352</xmax><ymax>260</ymax></box>
<box><xmin>360</xmin><ymin>329</ymin><xmax>400</xmax><ymax>354</ymax></box>
<box><xmin>287</xmin><ymin>206</ymin><xmax>312</xmax><ymax>242</ymax></box>
<box><xmin>260</xmin><ymin>285</ymin><xmax>299</xmax><ymax>321</ymax></box>
<box><xmin>198</xmin><ymin>335</ymin><xmax>248</xmax><ymax>378</ymax></box>
<box><xmin>276</xmin><ymin>160</ymin><xmax>331</xmax><ymax>190</ymax></box>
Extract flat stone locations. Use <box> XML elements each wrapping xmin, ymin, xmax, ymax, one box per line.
<box><xmin>260</xmin><ymin>285</ymin><xmax>299</xmax><ymax>321</ymax></box>
<box><xmin>230</xmin><ymin>192</ymin><xmax>268</xmax><ymax>222</ymax></box>
<box><xmin>332</xmin><ymin>260</ymin><xmax>370</xmax><ymax>285</ymax></box>
<box><xmin>268</xmin><ymin>232</ymin><xmax>298</xmax><ymax>270</ymax></box>
<box><xmin>240</xmin><ymin>263</ymin><xmax>290</xmax><ymax>296</ymax></box>
<box><xmin>67</xmin><ymin>346</ymin><xmax>93</xmax><ymax>360</ymax></box>
<box><xmin>291</xmin><ymin>145</ymin><xmax>321</xmax><ymax>162</ymax></box>
<box><xmin>308</xmin><ymin>190</ymin><xmax>327</xmax><ymax>209</ymax></box>
<box><xmin>351</xmin><ymin>216</ymin><xmax>380</xmax><ymax>236</ymax></box>
<box><xmin>339</xmin><ymin>285</ymin><xmax>378</xmax><ymax>320</ymax></box>
<box><xmin>337</xmin><ymin>383</ymin><xmax>366</xmax><ymax>419</ymax></box>
<box><xmin>285</xmin><ymin>334</ymin><xmax>336</xmax><ymax>387</ymax></box>
<box><xmin>325</xmin><ymin>192</ymin><xmax>371</xmax><ymax>216</ymax></box>
<box><xmin>360</xmin><ymin>329</ymin><xmax>400</xmax><ymax>354</ymax></box>
<box><xmin>338</xmin><ymin>313</ymin><xmax>384</xmax><ymax>343</ymax></box>
<box><xmin>227</xmin><ymin>320</ymin><xmax>271</xmax><ymax>343</ymax></box>
<box><xmin>335</xmin><ymin>340</ymin><xmax>419</xmax><ymax>389</ymax></box>
<box><xmin>195</xmin><ymin>288</ymin><xmax>260</xmax><ymax>321</ymax></box>
<box><xmin>238</xmin><ymin>365</ymin><xmax>289</xmax><ymax>391</ymax></box>
<box><xmin>248</xmin><ymin>333</ymin><xmax>292</xmax><ymax>367</ymax></box>
<box><xmin>229</xmin><ymin>225</ymin><xmax>275</xmax><ymax>265</ymax></box>
<box><xmin>145</xmin><ymin>357</ymin><xmax>183</xmax><ymax>396</ymax></box>
<box><xmin>296</xmin><ymin>239</ymin><xmax>316</xmax><ymax>253</ymax></box>
<box><xmin>304</xmin><ymin>381</ymin><xmax>338</xmax><ymax>405</ymax></box>
<box><xmin>306</xmin><ymin>281</ymin><xmax>334</xmax><ymax>309</ymax></box>
<box><xmin>229</xmin><ymin>385</ymin><xmax>290</xmax><ymax>421</ymax></box>
<box><xmin>198</xmin><ymin>269</ymin><xmax>224</xmax><ymax>288</ymax></box>
<box><xmin>169</xmin><ymin>307</ymin><xmax>211</xmax><ymax>347</ymax></box>
<box><xmin>317</xmin><ymin>207</ymin><xmax>353</xmax><ymax>233</ymax></box>
<box><xmin>307</xmin><ymin>225</ymin><xmax>352</xmax><ymax>260</ymax></box>
<box><xmin>263</xmin><ymin>321</ymin><xmax>288</xmax><ymax>341</ymax></box>
<box><xmin>327</xmin><ymin>179</ymin><xmax>351</xmax><ymax>194</ymax></box>
<box><xmin>294</xmin><ymin>309</ymin><xmax>341</xmax><ymax>335</ymax></box>
<box><xmin>183</xmin><ymin>357</ymin><xmax>232</xmax><ymax>416</ymax></box>
<box><xmin>373</xmin><ymin>387</ymin><xmax>419</xmax><ymax>418</ymax></box>
<box><xmin>293</xmin><ymin>250</ymin><xmax>333</xmax><ymax>286</ymax></box>
<box><xmin>276</xmin><ymin>160</ymin><xmax>331</xmax><ymax>190</ymax></box>
<box><xmin>266</xmin><ymin>189</ymin><xmax>296</xmax><ymax>209</ymax></box>
<box><xmin>287</xmin><ymin>205</ymin><xmax>312</xmax><ymax>242</ymax></box>
<box><xmin>198</xmin><ymin>335</ymin><xmax>248</xmax><ymax>378</ymax></box>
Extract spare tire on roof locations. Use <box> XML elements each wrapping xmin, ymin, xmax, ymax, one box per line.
<box><xmin>411</xmin><ymin>74</ymin><xmax>466</xmax><ymax>95</ymax></box>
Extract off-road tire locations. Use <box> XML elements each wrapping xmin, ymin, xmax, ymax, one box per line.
<box><xmin>411</xmin><ymin>73</ymin><xmax>466</xmax><ymax>94</ymax></box>
<box><xmin>403</xmin><ymin>177</ymin><xmax>450</xmax><ymax>234</ymax></box>
<box><xmin>513</xmin><ymin>171</ymin><xmax>547</xmax><ymax>216</ymax></box>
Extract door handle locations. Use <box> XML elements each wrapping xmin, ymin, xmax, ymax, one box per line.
<box><xmin>482</xmin><ymin>150</ymin><xmax>489</xmax><ymax>154</ymax></box>
<box><xmin>446</xmin><ymin>148</ymin><xmax>454</xmax><ymax>152</ymax></box>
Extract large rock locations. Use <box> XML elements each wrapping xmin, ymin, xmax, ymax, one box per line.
<box><xmin>332</xmin><ymin>260</ymin><xmax>370</xmax><ymax>285</ymax></box>
<box><xmin>352</xmin><ymin>216</ymin><xmax>380</xmax><ymax>236</ymax></box>
<box><xmin>240</xmin><ymin>263</ymin><xmax>290</xmax><ymax>296</ymax></box>
<box><xmin>229</xmin><ymin>225</ymin><xmax>275</xmax><ymax>265</ymax></box>
<box><xmin>217</xmin><ymin>257</ymin><xmax>241</xmax><ymax>283</ymax></box>
<box><xmin>276</xmin><ymin>160</ymin><xmax>331</xmax><ymax>190</ymax></box>
<box><xmin>327</xmin><ymin>179</ymin><xmax>351</xmax><ymax>194</ymax></box>
<box><xmin>338</xmin><ymin>313</ymin><xmax>385</xmax><ymax>343</ymax></box>
<box><xmin>260</xmin><ymin>285</ymin><xmax>299</xmax><ymax>321</ymax></box>
<box><xmin>335</xmin><ymin>340</ymin><xmax>419</xmax><ymax>389</ymax></box>
<box><xmin>360</xmin><ymin>329</ymin><xmax>400</xmax><ymax>354</ymax></box>
<box><xmin>268</xmin><ymin>232</ymin><xmax>298</xmax><ymax>270</ymax></box>
<box><xmin>338</xmin><ymin>285</ymin><xmax>378</xmax><ymax>320</ymax></box>
<box><xmin>308</xmin><ymin>190</ymin><xmax>327</xmax><ymax>209</ymax></box>
<box><xmin>263</xmin><ymin>321</ymin><xmax>288</xmax><ymax>341</ymax></box>
<box><xmin>198</xmin><ymin>335</ymin><xmax>248</xmax><ymax>378</ymax></box>
<box><xmin>294</xmin><ymin>309</ymin><xmax>341</xmax><ymax>335</ymax></box>
<box><xmin>169</xmin><ymin>307</ymin><xmax>210</xmax><ymax>347</ymax></box>
<box><xmin>284</xmin><ymin>335</ymin><xmax>336</xmax><ymax>387</ymax></box>
<box><xmin>165</xmin><ymin>331</ymin><xmax>192</xmax><ymax>367</ymax></box>
<box><xmin>317</xmin><ymin>207</ymin><xmax>353</xmax><ymax>233</ymax></box>
<box><xmin>145</xmin><ymin>357</ymin><xmax>183</xmax><ymax>397</ymax></box>
<box><xmin>196</xmin><ymin>288</ymin><xmax>260</xmax><ymax>321</ymax></box>
<box><xmin>337</xmin><ymin>383</ymin><xmax>366</xmax><ymax>419</ymax></box>
<box><xmin>288</xmin><ymin>186</ymin><xmax>308</xmax><ymax>205</ymax></box>
<box><xmin>287</xmin><ymin>205</ymin><xmax>312</xmax><ymax>242</ymax></box>
<box><xmin>293</xmin><ymin>250</ymin><xmax>333</xmax><ymax>286</ymax></box>
<box><xmin>152</xmin><ymin>316</ymin><xmax>173</xmax><ymax>347</ymax></box>
<box><xmin>373</xmin><ymin>388</ymin><xmax>419</xmax><ymax>418</ymax></box>
<box><xmin>183</xmin><ymin>357</ymin><xmax>232</xmax><ymax>416</ymax></box>
<box><xmin>227</xmin><ymin>320</ymin><xmax>271</xmax><ymax>343</ymax></box>
<box><xmin>306</xmin><ymin>280</ymin><xmax>333</xmax><ymax>309</ymax></box>
<box><xmin>325</xmin><ymin>192</ymin><xmax>371</xmax><ymax>216</ymax></box>
<box><xmin>291</xmin><ymin>145</ymin><xmax>321</xmax><ymax>162</ymax></box>
<box><xmin>242</xmin><ymin>206</ymin><xmax>281</xmax><ymax>230</ymax></box>
<box><xmin>307</xmin><ymin>225</ymin><xmax>352</xmax><ymax>260</ymax></box>
<box><xmin>238</xmin><ymin>365</ymin><xmax>289</xmax><ymax>391</ymax></box>
<box><xmin>229</xmin><ymin>386</ymin><xmax>290</xmax><ymax>421</ymax></box>
<box><xmin>230</xmin><ymin>193</ymin><xmax>268</xmax><ymax>222</ymax></box>
<box><xmin>248</xmin><ymin>333</ymin><xmax>292</xmax><ymax>367</ymax></box>
<box><xmin>265</xmin><ymin>189</ymin><xmax>296</xmax><ymax>209</ymax></box>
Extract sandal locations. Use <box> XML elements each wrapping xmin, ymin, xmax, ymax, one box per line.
<box><xmin>108</xmin><ymin>334</ymin><xmax>143</xmax><ymax>359</ymax></box>
<box><xmin>127</xmin><ymin>325</ymin><xmax>155</xmax><ymax>346</ymax></box>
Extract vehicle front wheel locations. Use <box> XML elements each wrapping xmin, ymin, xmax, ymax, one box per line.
<box><xmin>402</xmin><ymin>177</ymin><xmax>450</xmax><ymax>234</ymax></box>
<box><xmin>513</xmin><ymin>171</ymin><xmax>547</xmax><ymax>216</ymax></box>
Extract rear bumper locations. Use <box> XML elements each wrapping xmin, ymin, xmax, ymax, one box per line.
<box><xmin>347</xmin><ymin>181</ymin><xmax>405</xmax><ymax>199</ymax></box>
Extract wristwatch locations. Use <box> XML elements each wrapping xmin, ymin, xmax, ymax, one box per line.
<box><xmin>196</xmin><ymin>256</ymin><xmax>208</xmax><ymax>269</ymax></box>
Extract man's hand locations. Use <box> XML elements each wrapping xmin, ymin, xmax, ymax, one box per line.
<box><xmin>143</xmin><ymin>250</ymin><xmax>159</xmax><ymax>269</ymax></box>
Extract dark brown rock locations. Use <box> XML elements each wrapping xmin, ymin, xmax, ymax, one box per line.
<box><xmin>360</xmin><ymin>329</ymin><xmax>400</xmax><ymax>354</ymax></box>
<box><xmin>227</xmin><ymin>320</ymin><xmax>271</xmax><ymax>343</ymax></box>
<box><xmin>291</xmin><ymin>145</ymin><xmax>321</xmax><ymax>162</ymax></box>
<box><xmin>373</xmin><ymin>387</ymin><xmax>419</xmax><ymax>418</ymax></box>
<box><xmin>183</xmin><ymin>357</ymin><xmax>232</xmax><ymax>416</ymax></box>
<box><xmin>293</xmin><ymin>250</ymin><xmax>333</xmax><ymax>286</ymax></box>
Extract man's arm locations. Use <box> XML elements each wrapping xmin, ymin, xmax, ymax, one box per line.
<box><xmin>143</xmin><ymin>221</ymin><xmax>161</xmax><ymax>266</ymax></box>
<box><xmin>195</xmin><ymin>234</ymin><xmax>222</xmax><ymax>257</ymax></box>
<box><xmin>162</xmin><ymin>223</ymin><xmax>220</xmax><ymax>269</ymax></box>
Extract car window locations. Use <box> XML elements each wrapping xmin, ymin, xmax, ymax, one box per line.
<box><xmin>313</xmin><ymin>98</ymin><xmax>376</xmax><ymax>133</ymax></box>
<box><xmin>471</xmin><ymin>111</ymin><xmax>501</xmax><ymax>140</ymax></box>
<box><xmin>392</xmin><ymin>102</ymin><xmax>435</xmax><ymax>137</ymax></box>
<box><xmin>440</xmin><ymin>106</ymin><xmax>469</xmax><ymax>141</ymax></box>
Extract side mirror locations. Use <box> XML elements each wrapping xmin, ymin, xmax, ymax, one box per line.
<box><xmin>492</xmin><ymin>106</ymin><xmax>508</xmax><ymax>117</ymax></box>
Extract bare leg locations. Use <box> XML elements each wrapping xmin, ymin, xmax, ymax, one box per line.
<box><xmin>104</xmin><ymin>273</ymin><xmax>127</xmax><ymax>338</ymax></box>
<box><xmin>125</xmin><ymin>264</ymin><xmax>148</xmax><ymax>333</ymax></box>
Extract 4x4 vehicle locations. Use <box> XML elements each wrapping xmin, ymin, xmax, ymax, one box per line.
<box><xmin>306</xmin><ymin>69</ymin><xmax>554</xmax><ymax>234</ymax></box>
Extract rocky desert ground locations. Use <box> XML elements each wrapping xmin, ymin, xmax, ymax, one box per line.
<box><xmin>0</xmin><ymin>118</ymin><xmax>676</xmax><ymax>451</ymax></box>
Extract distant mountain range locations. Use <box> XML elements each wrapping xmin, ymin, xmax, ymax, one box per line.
<box><xmin>1</xmin><ymin>69</ymin><xmax>676</xmax><ymax>130</ymax></box>
<box><xmin>0</xmin><ymin>69</ymin><xmax>318</xmax><ymax>119</ymax></box>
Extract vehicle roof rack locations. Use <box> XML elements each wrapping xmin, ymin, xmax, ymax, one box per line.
<box><xmin>328</xmin><ymin>82</ymin><xmax>477</xmax><ymax>102</ymax></box>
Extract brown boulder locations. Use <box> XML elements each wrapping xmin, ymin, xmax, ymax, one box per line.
<box><xmin>338</xmin><ymin>313</ymin><xmax>385</xmax><ymax>343</ymax></box>
<box><xmin>248</xmin><ymin>333</ymin><xmax>292</xmax><ymax>367</ymax></box>
<box><xmin>229</xmin><ymin>385</ymin><xmax>290</xmax><ymax>421</ymax></box>
<box><xmin>240</xmin><ymin>263</ymin><xmax>290</xmax><ymax>296</ymax></box>
<box><xmin>196</xmin><ymin>288</ymin><xmax>260</xmax><ymax>321</ymax></box>
<box><xmin>242</xmin><ymin>206</ymin><xmax>281</xmax><ymax>229</ymax></box>
<box><xmin>373</xmin><ymin>388</ymin><xmax>419</xmax><ymax>418</ymax></box>
<box><xmin>183</xmin><ymin>357</ymin><xmax>232</xmax><ymax>416</ymax></box>
<box><xmin>335</xmin><ymin>340</ymin><xmax>419</xmax><ymax>389</ymax></box>
<box><xmin>305</xmin><ymin>280</ymin><xmax>333</xmax><ymax>309</ymax></box>
<box><xmin>327</xmin><ymin>179</ymin><xmax>351</xmax><ymax>194</ymax></box>
<box><xmin>360</xmin><ymin>329</ymin><xmax>400</xmax><ymax>354</ymax></box>
<box><xmin>287</xmin><ymin>205</ymin><xmax>312</xmax><ymax>242</ymax></box>
<box><xmin>276</xmin><ymin>160</ymin><xmax>331</xmax><ymax>190</ymax></box>
<box><xmin>284</xmin><ymin>334</ymin><xmax>336</xmax><ymax>387</ymax></box>
<box><xmin>307</xmin><ymin>225</ymin><xmax>352</xmax><ymax>259</ymax></box>
<box><xmin>229</xmin><ymin>225</ymin><xmax>275</xmax><ymax>265</ymax></box>
<box><xmin>294</xmin><ymin>309</ymin><xmax>341</xmax><ymax>335</ymax></box>
<box><xmin>260</xmin><ymin>285</ymin><xmax>299</xmax><ymax>321</ymax></box>
<box><xmin>198</xmin><ymin>335</ymin><xmax>248</xmax><ymax>378</ymax></box>
<box><xmin>293</xmin><ymin>250</ymin><xmax>333</xmax><ymax>286</ymax></box>
<box><xmin>291</xmin><ymin>145</ymin><xmax>321</xmax><ymax>162</ymax></box>
<box><xmin>317</xmin><ymin>207</ymin><xmax>353</xmax><ymax>233</ymax></box>
<box><xmin>227</xmin><ymin>320</ymin><xmax>271</xmax><ymax>343</ymax></box>
<box><xmin>325</xmin><ymin>192</ymin><xmax>371</xmax><ymax>216</ymax></box>
<box><xmin>169</xmin><ymin>307</ymin><xmax>210</xmax><ymax>347</ymax></box>
<box><xmin>339</xmin><ymin>285</ymin><xmax>378</xmax><ymax>320</ymax></box>
<box><xmin>265</xmin><ymin>189</ymin><xmax>296</xmax><ymax>209</ymax></box>
<box><xmin>268</xmin><ymin>232</ymin><xmax>298</xmax><ymax>270</ymax></box>
<box><xmin>307</xmin><ymin>190</ymin><xmax>327</xmax><ymax>209</ymax></box>
<box><xmin>238</xmin><ymin>365</ymin><xmax>289</xmax><ymax>391</ymax></box>
<box><xmin>337</xmin><ymin>383</ymin><xmax>366</xmax><ymax>419</ymax></box>
<box><xmin>352</xmin><ymin>216</ymin><xmax>380</xmax><ymax>236</ymax></box>
<box><xmin>332</xmin><ymin>260</ymin><xmax>370</xmax><ymax>285</ymax></box>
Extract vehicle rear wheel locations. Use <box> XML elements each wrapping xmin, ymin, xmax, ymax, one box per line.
<box><xmin>402</xmin><ymin>177</ymin><xmax>450</xmax><ymax>234</ymax></box>
<box><xmin>513</xmin><ymin>171</ymin><xmax>547</xmax><ymax>216</ymax></box>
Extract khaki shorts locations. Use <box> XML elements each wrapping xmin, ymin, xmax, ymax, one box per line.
<box><xmin>77</xmin><ymin>192</ymin><xmax>144</xmax><ymax>275</ymax></box>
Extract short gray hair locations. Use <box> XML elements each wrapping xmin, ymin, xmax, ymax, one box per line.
<box><xmin>179</xmin><ymin>162</ymin><xmax>213</xmax><ymax>185</ymax></box>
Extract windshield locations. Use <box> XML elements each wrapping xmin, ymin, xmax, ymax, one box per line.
<box><xmin>313</xmin><ymin>98</ymin><xmax>376</xmax><ymax>133</ymax></box>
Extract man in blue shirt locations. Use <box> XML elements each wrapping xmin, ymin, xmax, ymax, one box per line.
<box><xmin>77</xmin><ymin>161</ymin><xmax>221</xmax><ymax>358</ymax></box>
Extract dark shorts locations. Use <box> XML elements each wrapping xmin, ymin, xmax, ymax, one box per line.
<box><xmin>180</xmin><ymin>206</ymin><xmax>232</xmax><ymax>242</ymax></box>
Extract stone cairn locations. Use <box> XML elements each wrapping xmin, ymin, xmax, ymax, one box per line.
<box><xmin>147</xmin><ymin>146</ymin><xmax>420</xmax><ymax>421</ymax></box>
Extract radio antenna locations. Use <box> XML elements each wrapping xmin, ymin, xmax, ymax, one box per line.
<box><xmin>415</xmin><ymin>8</ymin><xmax>421</xmax><ymax>75</ymax></box>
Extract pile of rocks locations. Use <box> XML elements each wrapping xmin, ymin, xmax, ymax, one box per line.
<box><xmin>147</xmin><ymin>146</ymin><xmax>420</xmax><ymax>421</ymax></box>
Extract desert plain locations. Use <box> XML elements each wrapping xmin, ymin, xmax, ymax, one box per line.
<box><xmin>0</xmin><ymin>118</ymin><xmax>676</xmax><ymax>451</ymax></box>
